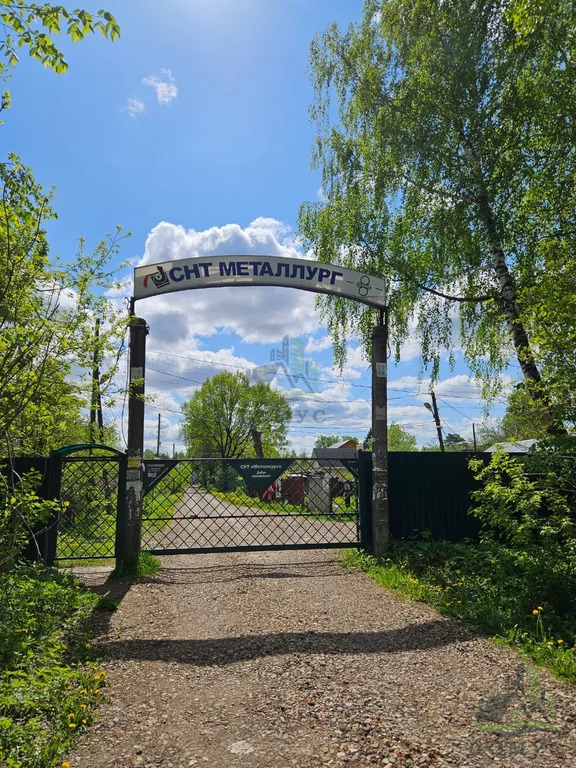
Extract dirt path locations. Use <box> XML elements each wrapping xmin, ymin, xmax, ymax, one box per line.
<box><xmin>142</xmin><ymin>486</ymin><xmax>358</xmax><ymax>551</ymax></box>
<box><xmin>69</xmin><ymin>550</ymin><xmax>575</xmax><ymax>768</ymax></box>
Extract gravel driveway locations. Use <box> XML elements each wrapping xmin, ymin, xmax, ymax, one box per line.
<box><xmin>68</xmin><ymin>549</ymin><xmax>575</xmax><ymax>768</ymax></box>
<box><xmin>142</xmin><ymin>486</ymin><xmax>358</xmax><ymax>551</ymax></box>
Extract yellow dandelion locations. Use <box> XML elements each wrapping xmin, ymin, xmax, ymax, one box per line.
<box><xmin>532</xmin><ymin>610</ymin><xmax>539</xmax><ymax>615</ymax></box>
<box><xmin>85</xmin><ymin>643</ymin><xmax>91</xmax><ymax>650</ymax></box>
<box><xmin>81</xmin><ymin>719</ymin><xmax>87</xmax><ymax>725</ymax></box>
<box><xmin>547</xmin><ymin>641</ymin><xmax>554</xmax><ymax>646</ymax></box>
<box><xmin>558</xmin><ymin>639</ymin><xmax>564</xmax><ymax>644</ymax></box>
<box><xmin>538</xmin><ymin>606</ymin><xmax>544</xmax><ymax>611</ymax></box>
<box><xmin>68</xmin><ymin>714</ymin><xmax>75</xmax><ymax>720</ymax></box>
<box><xmin>94</xmin><ymin>689</ymin><xmax>101</xmax><ymax>694</ymax></box>
<box><xmin>80</xmin><ymin>703</ymin><xmax>86</xmax><ymax>709</ymax></box>
<box><xmin>80</xmin><ymin>689</ymin><xmax>87</xmax><ymax>694</ymax></box>
<box><xmin>68</xmin><ymin>723</ymin><xmax>76</xmax><ymax>729</ymax></box>
<box><xmin>62</xmin><ymin>762</ymin><xmax>71</xmax><ymax>768</ymax></box>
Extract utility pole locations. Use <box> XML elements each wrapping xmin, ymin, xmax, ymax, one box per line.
<box><xmin>156</xmin><ymin>413</ymin><xmax>161</xmax><ymax>458</ymax></box>
<box><xmin>117</xmin><ymin>315</ymin><xmax>148</xmax><ymax>572</ymax></box>
<box><xmin>424</xmin><ymin>391</ymin><xmax>445</xmax><ymax>452</ymax></box>
<box><xmin>472</xmin><ymin>423</ymin><xmax>477</xmax><ymax>452</ymax></box>
<box><xmin>90</xmin><ymin>317</ymin><xmax>104</xmax><ymax>445</ymax></box>
<box><xmin>371</xmin><ymin>308</ymin><xmax>389</xmax><ymax>557</ymax></box>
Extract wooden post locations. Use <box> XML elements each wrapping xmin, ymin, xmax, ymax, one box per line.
<box><xmin>117</xmin><ymin>315</ymin><xmax>148</xmax><ymax>572</ymax></box>
<box><xmin>371</xmin><ymin>311</ymin><xmax>389</xmax><ymax>557</ymax></box>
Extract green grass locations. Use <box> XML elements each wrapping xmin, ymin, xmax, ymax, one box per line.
<box><xmin>0</xmin><ymin>562</ymin><xmax>108</xmax><ymax>768</ymax></box>
<box><xmin>342</xmin><ymin>540</ymin><xmax>576</xmax><ymax>684</ymax></box>
<box><xmin>211</xmin><ymin>488</ymin><xmax>357</xmax><ymax>522</ymax></box>
<box><xmin>111</xmin><ymin>551</ymin><xmax>161</xmax><ymax>579</ymax></box>
<box><xmin>55</xmin><ymin>490</ymin><xmax>183</xmax><ymax>564</ymax></box>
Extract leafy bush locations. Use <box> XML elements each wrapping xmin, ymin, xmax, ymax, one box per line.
<box><xmin>0</xmin><ymin>563</ymin><xmax>105</xmax><ymax>767</ymax></box>
<box><xmin>469</xmin><ymin>451</ymin><xmax>576</xmax><ymax>619</ymax></box>
<box><xmin>0</xmin><ymin>471</ymin><xmax>60</xmax><ymax>570</ymax></box>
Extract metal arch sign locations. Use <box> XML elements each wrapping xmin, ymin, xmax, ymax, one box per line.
<box><xmin>133</xmin><ymin>254</ymin><xmax>386</xmax><ymax>308</ymax></box>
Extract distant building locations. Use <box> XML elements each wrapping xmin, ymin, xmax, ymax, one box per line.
<box><xmin>312</xmin><ymin>438</ymin><xmax>360</xmax><ymax>460</ymax></box>
<box><xmin>484</xmin><ymin>439</ymin><xmax>538</xmax><ymax>453</ymax></box>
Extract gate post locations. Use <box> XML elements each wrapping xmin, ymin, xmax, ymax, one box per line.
<box><xmin>117</xmin><ymin>316</ymin><xmax>148</xmax><ymax>572</ymax></box>
<box><xmin>371</xmin><ymin>313</ymin><xmax>389</xmax><ymax>557</ymax></box>
<box><xmin>357</xmin><ymin>450</ymin><xmax>373</xmax><ymax>550</ymax></box>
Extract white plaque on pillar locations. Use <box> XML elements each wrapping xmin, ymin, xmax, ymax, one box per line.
<box><xmin>375</xmin><ymin>362</ymin><xmax>387</xmax><ymax>377</ymax></box>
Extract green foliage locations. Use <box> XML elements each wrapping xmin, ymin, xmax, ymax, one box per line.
<box><xmin>0</xmin><ymin>157</ymin><xmax>129</xmax><ymax>457</ymax></box>
<box><xmin>0</xmin><ymin>563</ymin><xmax>105</xmax><ymax>767</ymax></box>
<box><xmin>388</xmin><ymin>423</ymin><xmax>417</xmax><ymax>451</ymax></box>
<box><xmin>469</xmin><ymin>452</ymin><xmax>576</xmax><ymax>553</ymax></box>
<box><xmin>313</xmin><ymin>434</ymin><xmax>359</xmax><ymax>450</ymax></box>
<box><xmin>299</xmin><ymin>0</ymin><xmax>576</xmax><ymax>425</ymax></box>
<box><xmin>0</xmin><ymin>2</ymin><xmax>119</xmax><ymax>76</ymax></box>
<box><xmin>181</xmin><ymin>372</ymin><xmax>292</xmax><ymax>458</ymax></box>
<box><xmin>112</xmin><ymin>551</ymin><xmax>160</xmax><ymax>580</ymax></box>
<box><xmin>344</xmin><ymin>540</ymin><xmax>576</xmax><ymax>683</ymax></box>
<box><xmin>0</xmin><ymin>470</ymin><xmax>60</xmax><ymax>570</ymax></box>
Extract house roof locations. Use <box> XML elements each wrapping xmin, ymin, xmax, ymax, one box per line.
<box><xmin>484</xmin><ymin>439</ymin><xmax>538</xmax><ymax>453</ymax></box>
<box><xmin>328</xmin><ymin>439</ymin><xmax>359</xmax><ymax>450</ymax></box>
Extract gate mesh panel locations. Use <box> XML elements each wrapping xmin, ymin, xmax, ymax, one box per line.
<box><xmin>142</xmin><ymin>458</ymin><xmax>360</xmax><ymax>553</ymax></box>
<box><xmin>56</xmin><ymin>457</ymin><xmax>120</xmax><ymax>560</ymax></box>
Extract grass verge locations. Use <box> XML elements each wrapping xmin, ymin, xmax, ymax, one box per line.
<box><xmin>0</xmin><ymin>562</ymin><xmax>107</xmax><ymax>768</ymax></box>
<box><xmin>211</xmin><ymin>488</ymin><xmax>356</xmax><ymax>522</ymax></box>
<box><xmin>111</xmin><ymin>551</ymin><xmax>161</xmax><ymax>579</ymax></box>
<box><xmin>342</xmin><ymin>541</ymin><xmax>576</xmax><ymax>684</ymax></box>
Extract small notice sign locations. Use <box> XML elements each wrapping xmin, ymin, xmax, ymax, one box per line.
<box><xmin>143</xmin><ymin>460</ymin><xmax>178</xmax><ymax>493</ymax></box>
<box><xmin>376</xmin><ymin>362</ymin><xmax>387</xmax><ymax>377</ymax></box>
<box><xmin>228</xmin><ymin>459</ymin><xmax>294</xmax><ymax>494</ymax></box>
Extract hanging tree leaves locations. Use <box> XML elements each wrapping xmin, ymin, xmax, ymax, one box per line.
<box><xmin>299</xmin><ymin>0</ymin><xmax>576</xmax><ymax>430</ymax></box>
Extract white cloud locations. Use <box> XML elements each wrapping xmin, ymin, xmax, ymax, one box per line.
<box><xmin>126</xmin><ymin>98</ymin><xmax>145</xmax><ymax>117</ymax></box>
<box><xmin>142</xmin><ymin>68</ymin><xmax>178</xmax><ymax>105</ymax></box>
<box><xmin>304</xmin><ymin>335</ymin><xmax>332</xmax><ymax>355</ymax></box>
<box><xmin>134</xmin><ymin>219</ymin><xmax>322</xmax><ymax>344</ymax></box>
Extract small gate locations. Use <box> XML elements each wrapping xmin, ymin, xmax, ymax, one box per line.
<box><xmin>141</xmin><ymin>455</ymin><xmax>371</xmax><ymax>555</ymax></box>
<box><xmin>51</xmin><ymin>444</ymin><xmax>126</xmax><ymax>563</ymax></box>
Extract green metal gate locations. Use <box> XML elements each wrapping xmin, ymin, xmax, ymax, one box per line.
<box><xmin>51</xmin><ymin>444</ymin><xmax>126</xmax><ymax>564</ymax></box>
<box><xmin>141</xmin><ymin>455</ymin><xmax>371</xmax><ymax>555</ymax></box>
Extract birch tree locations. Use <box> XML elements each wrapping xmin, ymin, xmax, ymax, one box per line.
<box><xmin>299</xmin><ymin>0</ymin><xmax>576</xmax><ymax>431</ymax></box>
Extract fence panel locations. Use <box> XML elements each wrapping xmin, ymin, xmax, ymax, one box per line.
<box><xmin>388</xmin><ymin>452</ymin><xmax>487</xmax><ymax>540</ymax></box>
<box><xmin>141</xmin><ymin>457</ymin><xmax>363</xmax><ymax>554</ymax></box>
<box><xmin>55</xmin><ymin>455</ymin><xmax>122</xmax><ymax>561</ymax></box>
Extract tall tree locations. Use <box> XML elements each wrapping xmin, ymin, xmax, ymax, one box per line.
<box><xmin>0</xmin><ymin>159</ymin><xmax>127</xmax><ymax>456</ymax></box>
<box><xmin>181</xmin><ymin>372</ymin><xmax>292</xmax><ymax>458</ymax></box>
<box><xmin>0</xmin><ymin>3</ymin><xmax>123</xmax><ymax>455</ymax></box>
<box><xmin>388</xmin><ymin>423</ymin><xmax>417</xmax><ymax>451</ymax></box>
<box><xmin>299</xmin><ymin>0</ymin><xmax>575</xmax><ymax>430</ymax></box>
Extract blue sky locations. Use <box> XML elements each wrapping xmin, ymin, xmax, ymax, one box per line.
<box><xmin>3</xmin><ymin>0</ymin><xmax>509</xmax><ymax>454</ymax></box>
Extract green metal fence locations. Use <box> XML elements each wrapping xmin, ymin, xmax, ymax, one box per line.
<box><xmin>388</xmin><ymin>452</ymin><xmax>488</xmax><ymax>540</ymax></box>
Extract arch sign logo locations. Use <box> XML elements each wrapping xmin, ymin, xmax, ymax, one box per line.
<box><xmin>134</xmin><ymin>254</ymin><xmax>386</xmax><ymax>309</ymax></box>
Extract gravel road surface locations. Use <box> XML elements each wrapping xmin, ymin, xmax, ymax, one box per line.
<box><xmin>68</xmin><ymin>550</ymin><xmax>575</xmax><ymax>768</ymax></box>
<box><xmin>142</xmin><ymin>486</ymin><xmax>359</xmax><ymax>550</ymax></box>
